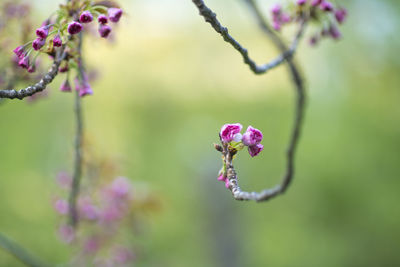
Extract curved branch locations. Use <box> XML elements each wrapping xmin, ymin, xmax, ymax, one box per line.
<box><xmin>191</xmin><ymin>0</ymin><xmax>306</xmax><ymax>75</ymax></box>
<box><xmin>0</xmin><ymin>47</ymin><xmax>68</xmax><ymax>100</ymax></box>
<box><xmin>196</xmin><ymin>0</ymin><xmax>307</xmax><ymax>202</ymax></box>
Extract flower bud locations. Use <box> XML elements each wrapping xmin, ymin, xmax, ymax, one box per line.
<box><xmin>297</xmin><ymin>0</ymin><xmax>307</xmax><ymax>5</ymax></box>
<box><xmin>248</xmin><ymin>144</ymin><xmax>264</xmax><ymax>157</ymax></box>
<box><xmin>79</xmin><ymin>11</ymin><xmax>93</xmax><ymax>23</ymax></box>
<box><xmin>13</xmin><ymin>46</ymin><xmax>24</xmax><ymax>58</ymax></box>
<box><xmin>108</xmin><ymin>8</ymin><xmax>123</xmax><ymax>23</ymax></box>
<box><xmin>53</xmin><ymin>34</ymin><xmax>62</xmax><ymax>47</ymax></box>
<box><xmin>32</xmin><ymin>37</ymin><xmax>46</xmax><ymax>51</ymax></box>
<box><xmin>60</xmin><ymin>79</ymin><xmax>71</xmax><ymax>92</ymax></box>
<box><xmin>68</xmin><ymin>21</ymin><xmax>83</xmax><ymax>35</ymax></box>
<box><xmin>18</xmin><ymin>56</ymin><xmax>29</xmax><ymax>69</ymax></box>
<box><xmin>220</xmin><ymin>123</ymin><xmax>243</xmax><ymax>143</ymax></box>
<box><xmin>98</xmin><ymin>15</ymin><xmax>108</xmax><ymax>24</ymax></box>
<box><xmin>242</xmin><ymin>126</ymin><xmax>263</xmax><ymax>146</ymax></box>
<box><xmin>334</xmin><ymin>8</ymin><xmax>347</xmax><ymax>24</ymax></box>
<box><xmin>99</xmin><ymin>24</ymin><xmax>112</xmax><ymax>38</ymax></box>
<box><xmin>36</xmin><ymin>26</ymin><xmax>49</xmax><ymax>39</ymax></box>
<box><xmin>320</xmin><ymin>1</ymin><xmax>333</xmax><ymax>12</ymax></box>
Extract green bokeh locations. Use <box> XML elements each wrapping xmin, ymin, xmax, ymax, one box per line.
<box><xmin>1</xmin><ymin>0</ymin><xmax>399</xmax><ymax>266</ymax></box>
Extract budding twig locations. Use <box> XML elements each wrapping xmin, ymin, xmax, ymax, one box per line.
<box><xmin>191</xmin><ymin>0</ymin><xmax>306</xmax><ymax>75</ymax></box>
<box><xmin>196</xmin><ymin>0</ymin><xmax>307</xmax><ymax>202</ymax></box>
<box><xmin>0</xmin><ymin>46</ymin><xmax>68</xmax><ymax>100</ymax></box>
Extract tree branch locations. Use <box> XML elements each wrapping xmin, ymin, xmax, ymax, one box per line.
<box><xmin>68</xmin><ymin>32</ymin><xmax>84</xmax><ymax>227</ymax></box>
<box><xmin>194</xmin><ymin>0</ymin><xmax>307</xmax><ymax>202</ymax></box>
<box><xmin>0</xmin><ymin>47</ymin><xmax>68</xmax><ymax>100</ymax></box>
<box><xmin>191</xmin><ymin>0</ymin><xmax>306</xmax><ymax>75</ymax></box>
<box><xmin>0</xmin><ymin>233</ymin><xmax>48</xmax><ymax>267</ymax></box>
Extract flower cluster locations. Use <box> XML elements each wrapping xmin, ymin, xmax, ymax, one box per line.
<box><xmin>217</xmin><ymin>123</ymin><xmax>264</xmax><ymax>188</ymax></box>
<box><xmin>12</xmin><ymin>1</ymin><xmax>123</xmax><ymax>97</ymax></box>
<box><xmin>54</xmin><ymin>173</ymin><xmax>141</xmax><ymax>266</ymax></box>
<box><xmin>270</xmin><ymin>0</ymin><xmax>347</xmax><ymax>45</ymax></box>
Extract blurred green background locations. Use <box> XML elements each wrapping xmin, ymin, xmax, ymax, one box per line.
<box><xmin>1</xmin><ymin>0</ymin><xmax>400</xmax><ymax>266</ymax></box>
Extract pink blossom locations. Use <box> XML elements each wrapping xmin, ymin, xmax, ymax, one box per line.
<box><xmin>242</xmin><ymin>126</ymin><xmax>263</xmax><ymax>146</ymax></box>
<box><xmin>84</xmin><ymin>237</ymin><xmax>100</xmax><ymax>253</ymax></box>
<box><xmin>98</xmin><ymin>15</ymin><xmax>108</xmax><ymax>24</ymax></box>
<box><xmin>111</xmin><ymin>177</ymin><xmax>132</xmax><ymax>198</ymax></box>
<box><xmin>53</xmin><ymin>35</ymin><xmax>62</xmax><ymax>47</ymax></box>
<box><xmin>217</xmin><ymin>174</ymin><xmax>225</xmax><ymax>181</ymax></box>
<box><xmin>320</xmin><ymin>1</ymin><xmax>333</xmax><ymax>12</ymax></box>
<box><xmin>54</xmin><ymin>199</ymin><xmax>69</xmax><ymax>215</ymax></box>
<box><xmin>78</xmin><ymin>198</ymin><xmax>99</xmax><ymax>220</ymax></box>
<box><xmin>311</xmin><ymin>0</ymin><xmax>322</xmax><ymax>6</ymax></box>
<box><xmin>271</xmin><ymin>4</ymin><xmax>281</xmax><ymax>15</ymax></box>
<box><xmin>108</xmin><ymin>8</ymin><xmax>123</xmax><ymax>23</ymax></box>
<box><xmin>58</xmin><ymin>224</ymin><xmax>75</xmax><ymax>243</ymax></box>
<box><xmin>99</xmin><ymin>24</ymin><xmax>112</xmax><ymax>38</ymax></box>
<box><xmin>36</xmin><ymin>26</ymin><xmax>49</xmax><ymax>39</ymax></box>
<box><xmin>28</xmin><ymin>65</ymin><xmax>36</xmax><ymax>73</ymax></box>
<box><xmin>18</xmin><ymin>56</ymin><xmax>29</xmax><ymax>69</ymax></box>
<box><xmin>68</xmin><ymin>21</ymin><xmax>83</xmax><ymax>35</ymax></box>
<box><xmin>220</xmin><ymin>123</ymin><xmax>243</xmax><ymax>143</ymax></box>
<box><xmin>335</xmin><ymin>8</ymin><xmax>347</xmax><ymax>24</ymax></box>
<box><xmin>329</xmin><ymin>25</ymin><xmax>341</xmax><ymax>39</ymax></box>
<box><xmin>248</xmin><ymin>144</ymin><xmax>264</xmax><ymax>157</ymax></box>
<box><xmin>297</xmin><ymin>0</ymin><xmax>307</xmax><ymax>5</ymax></box>
<box><xmin>79</xmin><ymin>11</ymin><xmax>93</xmax><ymax>23</ymax></box>
<box><xmin>13</xmin><ymin>46</ymin><xmax>24</xmax><ymax>58</ymax></box>
<box><xmin>32</xmin><ymin>38</ymin><xmax>46</xmax><ymax>51</ymax></box>
<box><xmin>224</xmin><ymin>179</ymin><xmax>230</xmax><ymax>188</ymax></box>
<box><xmin>113</xmin><ymin>246</ymin><xmax>135</xmax><ymax>264</ymax></box>
<box><xmin>60</xmin><ymin>79</ymin><xmax>71</xmax><ymax>92</ymax></box>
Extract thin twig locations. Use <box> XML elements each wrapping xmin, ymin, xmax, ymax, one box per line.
<box><xmin>0</xmin><ymin>233</ymin><xmax>49</xmax><ymax>267</ymax></box>
<box><xmin>68</xmin><ymin>32</ymin><xmax>84</xmax><ymax>227</ymax></box>
<box><xmin>0</xmin><ymin>46</ymin><xmax>68</xmax><ymax>100</ymax></box>
<box><xmin>196</xmin><ymin>0</ymin><xmax>307</xmax><ymax>201</ymax></box>
<box><xmin>191</xmin><ymin>0</ymin><xmax>305</xmax><ymax>75</ymax></box>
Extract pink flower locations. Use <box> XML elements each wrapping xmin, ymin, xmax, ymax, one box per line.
<box><xmin>60</xmin><ymin>79</ymin><xmax>71</xmax><ymax>92</ymax></box>
<box><xmin>54</xmin><ymin>199</ymin><xmax>69</xmax><ymax>215</ymax></box>
<box><xmin>220</xmin><ymin>123</ymin><xmax>243</xmax><ymax>143</ymax></box>
<box><xmin>68</xmin><ymin>21</ymin><xmax>83</xmax><ymax>35</ymax></box>
<box><xmin>311</xmin><ymin>0</ymin><xmax>322</xmax><ymax>6</ymax></box>
<box><xmin>224</xmin><ymin>179</ymin><xmax>230</xmax><ymax>188</ymax></box>
<box><xmin>297</xmin><ymin>0</ymin><xmax>307</xmax><ymax>5</ymax></box>
<box><xmin>13</xmin><ymin>46</ymin><xmax>24</xmax><ymax>58</ymax></box>
<box><xmin>28</xmin><ymin>65</ymin><xmax>36</xmax><ymax>73</ymax></box>
<box><xmin>335</xmin><ymin>8</ymin><xmax>347</xmax><ymax>24</ymax></box>
<box><xmin>217</xmin><ymin>174</ymin><xmax>225</xmax><ymax>181</ymax></box>
<box><xmin>113</xmin><ymin>246</ymin><xmax>135</xmax><ymax>264</ymax></box>
<box><xmin>84</xmin><ymin>237</ymin><xmax>100</xmax><ymax>253</ymax></box>
<box><xmin>53</xmin><ymin>35</ymin><xmax>62</xmax><ymax>47</ymax></box>
<box><xmin>99</xmin><ymin>24</ymin><xmax>112</xmax><ymax>38</ymax></box>
<box><xmin>18</xmin><ymin>56</ymin><xmax>29</xmax><ymax>69</ymax></box>
<box><xmin>75</xmin><ymin>77</ymin><xmax>93</xmax><ymax>97</ymax></box>
<box><xmin>32</xmin><ymin>38</ymin><xmax>46</xmax><ymax>51</ymax></box>
<box><xmin>248</xmin><ymin>144</ymin><xmax>264</xmax><ymax>157</ymax></box>
<box><xmin>242</xmin><ymin>126</ymin><xmax>263</xmax><ymax>146</ymax></box>
<box><xmin>108</xmin><ymin>8</ymin><xmax>123</xmax><ymax>23</ymax></box>
<box><xmin>98</xmin><ymin>15</ymin><xmax>108</xmax><ymax>24</ymax></box>
<box><xmin>78</xmin><ymin>198</ymin><xmax>99</xmax><ymax>220</ymax></box>
<box><xmin>329</xmin><ymin>25</ymin><xmax>341</xmax><ymax>39</ymax></box>
<box><xmin>58</xmin><ymin>224</ymin><xmax>75</xmax><ymax>243</ymax></box>
<box><xmin>79</xmin><ymin>11</ymin><xmax>93</xmax><ymax>23</ymax></box>
<box><xmin>271</xmin><ymin>4</ymin><xmax>281</xmax><ymax>15</ymax></box>
<box><xmin>111</xmin><ymin>177</ymin><xmax>132</xmax><ymax>198</ymax></box>
<box><xmin>320</xmin><ymin>1</ymin><xmax>333</xmax><ymax>11</ymax></box>
<box><xmin>36</xmin><ymin>26</ymin><xmax>49</xmax><ymax>39</ymax></box>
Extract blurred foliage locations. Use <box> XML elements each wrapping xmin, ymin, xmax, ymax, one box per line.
<box><xmin>0</xmin><ymin>0</ymin><xmax>399</xmax><ymax>266</ymax></box>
